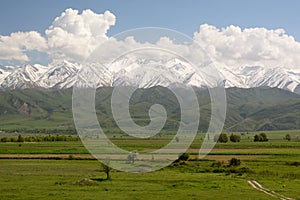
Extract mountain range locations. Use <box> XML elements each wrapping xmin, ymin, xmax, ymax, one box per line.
<box><xmin>0</xmin><ymin>87</ymin><xmax>299</xmax><ymax>132</ymax></box>
<box><xmin>1</xmin><ymin>58</ymin><xmax>300</xmax><ymax>93</ymax></box>
<box><xmin>1</xmin><ymin>59</ymin><xmax>300</xmax><ymax>132</ymax></box>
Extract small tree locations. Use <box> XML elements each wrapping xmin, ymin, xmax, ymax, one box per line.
<box><xmin>254</xmin><ymin>134</ymin><xmax>261</xmax><ymax>142</ymax></box>
<box><xmin>17</xmin><ymin>134</ymin><xmax>24</xmax><ymax>142</ymax></box>
<box><xmin>178</xmin><ymin>152</ymin><xmax>190</xmax><ymax>161</ymax></box>
<box><xmin>218</xmin><ymin>133</ymin><xmax>228</xmax><ymax>143</ymax></box>
<box><xmin>260</xmin><ymin>133</ymin><xmax>268</xmax><ymax>141</ymax></box>
<box><xmin>228</xmin><ymin>158</ymin><xmax>241</xmax><ymax>167</ymax></box>
<box><xmin>230</xmin><ymin>134</ymin><xmax>241</xmax><ymax>142</ymax></box>
<box><xmin>254</xmin><ymin>133</ymin><xmax>268</xmax><ymax>142</ymax></box>
<box><xmin>285</xmin><ymin>134</ymin><xmax>291</xmax><ymax>141</ymax></box>
<box><xmin>101</xmin><ymin>160</ymin><xmax>112</xmax><ymax>180</ymax></box>
<box><xmin>127</xmin><ymin>152</ymin><xmax>138</xmax><ymax>164</ymax></box>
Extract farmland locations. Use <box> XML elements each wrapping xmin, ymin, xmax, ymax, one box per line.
<box><xmin>0</xmin><ymin>131</ymin><xmax>299</xmax><ymax>199</ymax></box>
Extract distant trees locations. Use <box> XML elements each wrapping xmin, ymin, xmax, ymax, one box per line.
<box><xmin>127</xmin><ymin>152</ymin><xmax>138</xmax><ymax>164</ymax></box>
<box><xmin>285</xmin><ymin>134</ymin><xmax>291</xmax><ymax>141</ymax></box>
<box><xmin>0</xmin><ymin>135</ymin><xmax>80</xmax><ymax>143</ymax></box>
<box><xmin>254</xmin><ymin>133</ymin><xmax>268</xmax><ymax>142</ymax></box>
<box><xmin>230</xmin><ymin>134</ymin><xmax>241</xmax><ymax>142</ymax></box>
<box><xmin>214</xmin><ymin>133</ymin><xmax>228</xmax><ymax>143</ymax></box>
<box><xmin>17</xmin><ymin>135</ymin><xmax>24</xmax><ymax>142</ymax></box>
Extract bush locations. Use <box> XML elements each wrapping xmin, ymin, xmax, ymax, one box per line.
<box><xmin>254</xmin><ymin>133</ymin><xmax>268</xmax><ymax>142</ymax></box>
<box><xmin>215</xmin><ymin>133</ymin><xmax>228</xmax><ymax>143</ymax></box>
<box><xmin>285</xmin><ymin>134</ymin><xmax>291</xmax><ymax>141</ymax></box>
<box><xmin>17</xmin><ymin>135</ymin><xmax>24</xmax><ymax>142</ymax></box>
<box><xmin>0</xmin><ymin>137</ymin><xmax>9</xmax><ymax>142</ymax></box>
<box><xmin>228</xmin><ymin>158</ymin><xmax>241</xmax><ymax>167</ymax></box>
<box><xmin>230</xmin><ymin>134</ymin><xmax>241</xmax><ymax>142</ymax></box>
<box><xmin>178</xmin><ymin>152</ymin><xmax>190</xmax><ymax>161</ymax></box>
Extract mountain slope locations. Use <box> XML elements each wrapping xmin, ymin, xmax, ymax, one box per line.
<box><xmin>0</xmin><ymin>87</ymin><xmax>299</xmax><ymax>132</ymax></box>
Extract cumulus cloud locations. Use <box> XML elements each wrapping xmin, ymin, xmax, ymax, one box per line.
<box><xmin>194</xmin><ymin>24</ymin><xmax>300</xmax><ymax>69</ymax></box>
<box><xmin>46</xmin><ymin>8</ymin><xmax>116</xmax><ymax>62</ymax></box>
<box><xmin>1</xmin><ymin>8</ymin><xmax>300</xmax><ymax>70</ymax></box>
<box><xmin>0</xmin><ymin>31</ymin><xmax>47</xmax><ymax>61</ymax></box>
<box><xmin>0</xmin><ymin>8</ymin><xmax>116</xmax><ymax>64</ymax></box>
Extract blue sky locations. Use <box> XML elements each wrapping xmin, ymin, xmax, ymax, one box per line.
<box><xmin>1</xmin><ymin>0</ymin><xmax>300</xmax><ymax>40</ymax></box>
<box><xmin>1</xmin><ymin>0</ymin><xmax>300</xmax><ymax>67</ymax></box>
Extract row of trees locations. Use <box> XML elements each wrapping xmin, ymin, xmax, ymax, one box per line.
<box><xmin>214</xmin><ymin>133</ymin><xmax>298</xmax><ymax>143</ymax></box>
<box><xmin>0</xmin><ymin>128</ymin><xmax>76</xmax><ymax>134</ymax></box>
<box><xmin>253</xmin><ymin>133</ymin><xmax>268</xmax><ymax>142</ymax></box>
<box><xmin>214</xmin><ymin>133</ymin><xmax>270</xmax><ymax>143</ymax></box>
<box><xmin>0</xmin><ymin>135</ymin><xmax>80</xmax><ymax>143</ymax></box>
<box><xmin>214</xmin><ymin>133</ymin><xmax>241</xmax><ymax>143</ymax></box>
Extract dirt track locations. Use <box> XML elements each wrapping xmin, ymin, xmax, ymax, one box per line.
<box><xmin>247</xmin><ymin>180</ymin><xmax>295</xmax><ymax>200</ymax></box>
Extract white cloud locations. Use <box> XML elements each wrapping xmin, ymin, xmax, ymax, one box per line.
<box><xmin>0</xmin><ymin>31</ymin><xmax>47</xmax><ymax>61</ymax></box>
<box><xmin>194</xmin><ymin>24</ymin><xmax>300</xmax><ymax>69</ymax></box>
<box><xmin>45</xmin><ymin>8</ymin><xmax>116</xmax><ymax>62</ymax></box>
<box><xmin>1</xmin><ymin>9</ymin><xmax>300</xmax><ymax>70</ymax></box>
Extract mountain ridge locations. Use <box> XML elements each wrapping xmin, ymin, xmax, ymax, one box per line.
<box><xmin>1</xmin><ymin>59</ymin><xmax>300</xmax><ymax>93</ymax></box>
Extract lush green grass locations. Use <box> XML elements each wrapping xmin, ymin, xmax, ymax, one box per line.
<box><xmin>0</xmin><ymin>131</ymin><xmax>299</xmax><ymax>155</ymax></box>
<box><xmin>0</xmin><ymin>131</ymin><xmax>299</xmax><ymax>199</ymax></box>
<box><xmin>1</xmin><ymin>159</ymin><xmax>297</xmax><ymax>200</ymax></box>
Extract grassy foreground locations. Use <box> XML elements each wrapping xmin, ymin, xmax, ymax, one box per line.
<box><xmin>0</xmin><ymin>131</ymin><xmax>299</xmax><ymax>199</ymax></box>
<box><xmin>1</xmin><ymin>159</ymin><xmax>298</xmax><ymax>200</ymax></box>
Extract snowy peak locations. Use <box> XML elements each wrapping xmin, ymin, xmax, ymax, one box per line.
<box><xmin>218</xmin><ymin>65</ymin><xmax>300</xmax><ymax>92</ymax></box>
<box><xmin>0</xmin><ymin>59</ymin><xmax>300</xmax><ymax>94</ymax></box>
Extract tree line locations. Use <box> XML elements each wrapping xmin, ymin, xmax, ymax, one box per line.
<box><xmin>0</xmin><ymin>135</ymin><xmax>80</xmax><ymax>142</ymax></box>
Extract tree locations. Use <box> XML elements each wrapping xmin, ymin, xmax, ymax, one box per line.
<box><xmin>127</xmin><ymin>152</ymin><xmax>138</xmax><ymax>164</ymax></box>
<box><xmin>260</xmin><ymin>133</ymin><xmax>268</xmax><ymax>141</ymax></box>
<box><xmin>230</xmin><ymin>134</ymin><xmax>241</xmax><ymax>142</ymax></box>
<box><xmin>178</xmin><ymin>152</ymin><xmax>190</xmax><ymax>161</ymax></box>
<box><xmin>254</xmin><ymin>133</ymin><xmax>268</xmax><ymax>142</ymax></box>
<box><xmin>17</xmin><ymin>134</ymin><xmax>24</xmax><ymax>142</ymax></box>
<box><xmin>215</xmin><ymin>133</ymin><xmax>228</xmax><ymax>143</ymax></box>
<box><xmin>228</xmin><ymin>158</ymin><xmax>241</xmax><ymax>167</ymax></box>
<box><xmin>285</xmin><ymin>134</ymin><xmax>291</xmax><ymax>141</ymax></box>
<box><xmin>254</xmin><ymin>134</ymin><xmax>261</xmax><ymax>142</ymax></box>
<box><xmin>100</xmin><ymin>160</ymin><xmax>112</xmax><ymax>180</ymax></box>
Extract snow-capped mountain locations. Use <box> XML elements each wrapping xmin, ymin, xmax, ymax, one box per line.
<box><xmin>1</xmin><ymin>58</ymin><xmax>300</xmax><ymax>94</ymax></box>
<box><xmin>218</xmin><ymin>65</ymin><xmax>300</xmax><ymax>93</ymax></box>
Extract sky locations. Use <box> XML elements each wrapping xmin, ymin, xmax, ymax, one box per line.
<box><xmin>1</xmin><ymin>0</ymin><xmax>300</xmax><ymax>39</ymax></box>
<box><xmin>1</xmin><ymin>0</ymin><xmax>300</xmax><ymax>68</ymax></box>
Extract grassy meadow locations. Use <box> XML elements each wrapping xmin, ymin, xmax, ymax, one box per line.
<box><xmin>0</xmin><ymin>131</ymin><xmax>299</xmax><ymax>199</ymax></box>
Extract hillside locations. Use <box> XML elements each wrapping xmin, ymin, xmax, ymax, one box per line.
<box><xmin>0</xmin><ymin>87</ymin><xmax>299</xmax><ymax>133</ymax></box>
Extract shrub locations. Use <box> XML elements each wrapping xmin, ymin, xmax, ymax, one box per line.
<box><xmin>254</xmin><ymin>133</ymin><xmax>268</xmax><ymax>142</ymax></box>
<box><xmin>218</xmin><ymin>133</ymin><xmax>228</xmax><ymax>143</ymax></box>
<box><xmin>178</xmin><ymin>152</ymin><xmax>190</xmax><ymax>161</ymax></box>
<box><xmin>17</xmin><ymin>135</ymin><xmax>24</xmax><ymax>142</ymax></box>
<box><xmin>230</xmin><ymin>134</ymin><xmax>241</xmax><ymax>142</ymax></box>
<box><xmin>0</xmin><ymin>137</ymin><xmax>9</xmax><ymax>142</ymax></box>
<box><xmin>228</xmin><ymin>158</ymin><xmax>241</xmax><ymax>167</ymax></box>
<box><xmin>214</xmin><ymin>134</ymin><xmax>228</xmax><ymax>143</ymax></box>
<box><xmin>285</xmin><ymin>134</ymin><xmax>291</xmax><ymax>141</ymax></box>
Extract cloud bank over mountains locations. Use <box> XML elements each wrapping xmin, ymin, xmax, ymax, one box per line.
<box><xmin>1</xmin><ymin>8</ymin><xmax>300</xmax><ymax>70</ymax></box>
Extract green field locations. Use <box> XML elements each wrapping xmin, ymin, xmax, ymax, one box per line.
<box><xmin>0</xmin><ymin>131</ymin><xmax>299</xmax><ymax>199</ymax></box>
